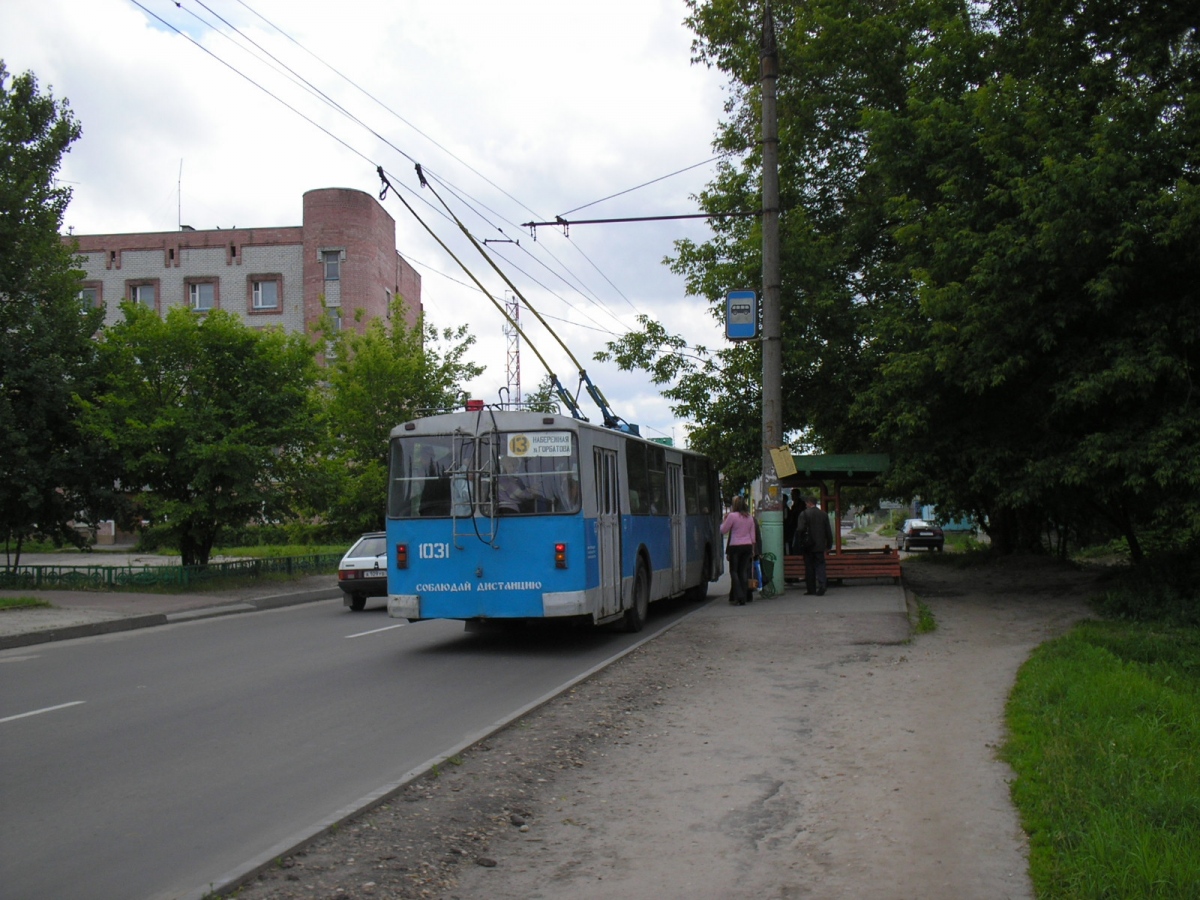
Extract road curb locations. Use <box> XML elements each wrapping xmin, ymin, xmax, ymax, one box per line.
<box><xmin>0</xmin><ymin>613</ymin><xmax>168</xmax><ymax>651</ymax></box>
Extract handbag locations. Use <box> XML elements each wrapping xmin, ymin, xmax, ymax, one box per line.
<box><xmin>749</xmin><ymin>558</ymin><xmax>762</xmax><ymax>591</ymax></box>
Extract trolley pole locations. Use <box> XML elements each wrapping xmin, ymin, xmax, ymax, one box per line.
<box><xmin>758</xmin><ymin>1</ymin><xmax>785</xmax><ymax>594</ymax></box>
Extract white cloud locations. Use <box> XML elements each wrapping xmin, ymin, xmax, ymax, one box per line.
<box><xmin>1</xmin><ymin>0</ymin><xmax>740</xmax><ymax>445</ymax></box>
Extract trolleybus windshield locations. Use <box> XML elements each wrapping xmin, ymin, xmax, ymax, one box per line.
<box><xmin>387</xmin><ymin>432</ymin><xmax>581</xmax><ymax>519</ymax></box>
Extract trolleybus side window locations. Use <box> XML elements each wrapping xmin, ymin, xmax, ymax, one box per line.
<box><xmin>625</xmin><ymin>441</ymin><xmax>667</xmax><ymax>516</ymax></box>
<box><xmin>683</xmin><ymin>456</ymin><xmax>711</xmax><ymax>515</ymax></box>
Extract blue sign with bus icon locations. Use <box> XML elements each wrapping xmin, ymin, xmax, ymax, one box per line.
<box><xmin>725</xmin><ymin>290</ymin><xmax>758</xmax><ymax>340</ymax></box>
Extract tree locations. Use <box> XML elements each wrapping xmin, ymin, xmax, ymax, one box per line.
<box><xmin>603</xmin><ymin>1</ymin><xmax>918</xmax><ymax>484</ymax></box>
<box><xmin>521</xmin><ymin>375</ymin><xmax>563</xmax><ymax>414</ymax></box>
<box><xmin>855</xmin><ymin>0</ymin><xmax>1200</xmax><ymax>558</ymax></box>
<box><xmin>80</xmin><ymin>305</ymin><xmax>323</xmax><ymax>566</ymax></box>
<box><xmin>617</xmin><ymin>1</ymin><xmax>1200</xmax><ymax>557</ymax></box>
<box><xmin>316</xmin><ymin>297</ymin><xmax>484</xmax><ymax>534</ymax></box>
<box><xmin>0</xmin><ymin>62</ymin><xmax>103</xmax><ymax>569</ymax></box>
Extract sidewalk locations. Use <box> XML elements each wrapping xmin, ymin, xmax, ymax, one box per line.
<box><xmin>0</xmin><ymin>575</ymin><xmax>342</xmax><ymax>650</ymax></box>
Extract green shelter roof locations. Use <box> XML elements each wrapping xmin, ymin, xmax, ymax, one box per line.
<box><xmin>777</xmin><ymin>453</ymin><xmax>890</xmax><ymax>487</ymax></box>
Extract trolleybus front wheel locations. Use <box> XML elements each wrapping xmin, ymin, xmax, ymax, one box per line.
<box><xmin>623</xmin><ymin>564</ymin><xmax>649</xmax><ymax>633</ymax></box>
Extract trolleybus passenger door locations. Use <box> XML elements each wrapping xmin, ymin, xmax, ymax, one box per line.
<box><xmin>668</xmin><ymin>462</ymin><xmax>685</xmax><ymax>594</ymax></box>
<box><xmin>594</xmin><ymin>448</ymin><xmax>621</xmax><ymax>619</ymax></box>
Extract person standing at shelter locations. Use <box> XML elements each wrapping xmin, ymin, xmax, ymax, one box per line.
<box><xmin>796</xmin><ymin>494</ymin><xmax>834</xmax><ymax>596</ymax></box>
<box><xmin>721</xmin><ymin>495</ymin><xmax>756</xmax><ymax>605</ymax></box>
<box><xmin>784</xmin><ymin>488</ymin><xmax>803</xmax><ymax>554</ymax></box>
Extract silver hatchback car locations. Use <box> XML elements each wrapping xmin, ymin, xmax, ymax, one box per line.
<box><xmin>337</xmin><ymin>532</ymin><xmax>388</xmax><ymax>610</ymax></box>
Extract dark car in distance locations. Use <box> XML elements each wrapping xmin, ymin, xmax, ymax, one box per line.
<box><xmin>898</xmin><ymin>519</ymin><xmax>945</xmax><ymax>552</ymax></box>
<box><xmin>338</xmin><ymin>532</ymin><xmax>388</xmax><ymax>610</ymax></box>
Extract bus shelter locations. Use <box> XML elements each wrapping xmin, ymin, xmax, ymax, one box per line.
<box><xmin>775</xmin><ymin>453</ymin><xmax>901</xmax><ymax>585</ymax></box>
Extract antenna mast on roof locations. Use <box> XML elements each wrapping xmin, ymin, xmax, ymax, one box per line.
<box><xmin>503</xmin><ymin>290</ymin><xmax>521</xmax><ymax>408</ymax></box>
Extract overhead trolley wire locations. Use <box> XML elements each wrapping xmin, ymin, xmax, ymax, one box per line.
<box><xmin>133</xmin><ymin>0</ymin><xmax>373</xmax><ymax>169</ymax></box>
<box><xmin>400</xmin><ymin>254</ymin><xmax>639</xmax><ymax>340</ymax></box>
<box><xmin>410</xmin><ymin>165</ymin><xmax>632</xmax><ymax>431</ymax></box>
<box><xmin>557</xmin><ymin>156</ymin><xmax>721</xmax><ymax>217</ymax></box>
<box><xmin>377</xmin><ymin>166</ymin><xmax>592</xmax><ymax>423</ymax></box>
<box><xmin>425</xmin><ymin>174</ymin><xmax>634</xmax><ymax>334</ymax></box>
<box><xmin>138</xmin><ymin>0</ymin><xmax>641</xmax><ymax>357</ymax></box>
<box><xmin>230</xmin><ymin>0</ymin><xmax>548</xmax><ymax>224</ymax></box>
<box><xmin>131</xmin><ymin>0</ymin><xmax>454</xmax><ymax>230</ymax></box>
<box><xmin>141</xmin><ymin>0</ymin><xmax>710</xmax><ymax>410</ymax></box>
<box><xmin>181</xmin><ymin>0</ymin><xmax>659</xmax><ymax>332</ymax></box>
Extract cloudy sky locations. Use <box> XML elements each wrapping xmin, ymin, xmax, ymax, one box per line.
<box><xmin>2</xmin><ymin>0</ymin><xmax>739</xmax><ymax>444</ymax></box>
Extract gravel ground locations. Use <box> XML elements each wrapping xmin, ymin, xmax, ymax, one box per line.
<box><xmin>215</xmin><ymin>554</ymin><xmax>1103</xmax><ymax>900</ymax></box>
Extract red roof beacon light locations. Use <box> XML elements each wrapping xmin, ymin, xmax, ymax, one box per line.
<box><xmin>465</xmin><ymin>399</ymin><xmax>485</xmax><ymax>411</ymax></box>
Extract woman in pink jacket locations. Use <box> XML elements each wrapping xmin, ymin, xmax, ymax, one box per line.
<box><xmin>721</xmin><ymin>495</ymin><xmax>756</xmax><ymax>605</ymax></box>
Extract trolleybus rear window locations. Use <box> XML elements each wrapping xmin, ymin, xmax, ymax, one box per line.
<box><xmin>388</xmin><ymin>432</ymin><xmax>580</xmax><ymax>519</ymax></box>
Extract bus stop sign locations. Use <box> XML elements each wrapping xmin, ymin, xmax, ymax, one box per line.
<box><xmin>725</xmin><ymin>290</ymin><xmax>759</xmax><ymax>340</ymax></box>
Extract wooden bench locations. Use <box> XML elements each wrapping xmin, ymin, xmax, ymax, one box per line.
<box><xmin>783</xmin><ymin>549</ymin><xmax>901</xmax><ymax>585</ymax></box>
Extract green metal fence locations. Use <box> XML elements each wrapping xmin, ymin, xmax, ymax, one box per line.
<box><xmin>0</xmin><ymin>553</ymin><xmax>341</xmax><ymax>591</ymax></box>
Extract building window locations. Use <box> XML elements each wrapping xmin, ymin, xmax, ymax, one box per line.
<box><xmin>128</xmin><ymin>281</ymin><xmax>157</xmax><ymax>308</ymax></box>
<box><xmin>189</xmin><ymin>281</ymin><xmax>216</xmax><ymax>312</ymax></box>
<box><xmin>78</xmin><ymin>283</ymin><xmax>101</xmax><ymax>311</ymax></box>
<box><xmin>252</xmin><ymin>278</ymin><xmax>280</xmax><ymax>310</ymax></box>
<box><xmin>323</xmin><ymin>250</ymin><xmax>341</xmax><ymax>281</ymax></box>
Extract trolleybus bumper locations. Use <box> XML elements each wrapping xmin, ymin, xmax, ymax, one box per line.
<box><xmin>388</xmin><ymin>594</ymin><xmax>419</xmax><ymax>619</ymax></box>
<box><xmin>542</xmin><ymin>590</ymin><xmax>590</xmax><ymax>618</ymax></box>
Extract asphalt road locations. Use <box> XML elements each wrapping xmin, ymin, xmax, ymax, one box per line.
<box><xmin>0</xmin><ymin>595</ymin><xmax>700</xmax><ymax>900</ymax></box>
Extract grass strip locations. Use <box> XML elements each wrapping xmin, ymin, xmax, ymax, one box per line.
<box><xmin>1003</xmin><ymin>620</ymin><xmax>1200</xmax><ymax>898</ymax></box>
<box><xmin>0</xmin><ymin>596</ymin><xmax>53</xmax><ymax>611</ymax></box>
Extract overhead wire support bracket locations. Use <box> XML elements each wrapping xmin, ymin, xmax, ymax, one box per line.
<box><xmin>521</xmin><ymin>210</ymin><xmax>761</xmax><ymax>236</ymax></box>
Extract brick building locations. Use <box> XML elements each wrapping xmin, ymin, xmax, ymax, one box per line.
<box><xmin>70</xmin><ymin>187</ymin><xmax>422</xmax><ymax>335</ymax></box>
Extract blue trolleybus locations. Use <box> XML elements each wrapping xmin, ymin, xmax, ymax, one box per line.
<box><xmin>385</xmin><ymin>407</ymin><xmax>723</xmax><ymax>630</ymax></box>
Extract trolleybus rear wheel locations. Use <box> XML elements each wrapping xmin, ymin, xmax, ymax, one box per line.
<box><xmin>624</xmin><ymin>564</ymin><xmax>649</xmax><ymax>632</ymax></box>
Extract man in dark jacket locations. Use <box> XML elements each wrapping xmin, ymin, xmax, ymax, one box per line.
<box><xmin>796</xmin><ymin>495</ymin><xmax>834</xmax><ymax>595</ymax></box>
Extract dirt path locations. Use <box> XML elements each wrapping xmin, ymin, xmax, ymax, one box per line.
<box><xmin>225</xmin><ymin>556</ymin><xmax>1102</xmax><ymax>900</ymax></box>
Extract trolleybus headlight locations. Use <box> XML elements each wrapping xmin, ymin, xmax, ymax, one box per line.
<box><xmin>554</xmin><ymin>542</ymin><xmax>567</xmax><ymax>569</ymax></box>
<box><xmin>396</xmin><ymin>543</ymin><xmax>409</xmax><ymax>569</ymax></box>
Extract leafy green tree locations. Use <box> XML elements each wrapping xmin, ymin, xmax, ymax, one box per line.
<box><xmin>81</xmin><ymin>305</ymin><xmax>323</xmax><ymax>566</ymax></box>
<box><xmin>316</xmin><ymin>297</ymin><xmax>484</xmax><ymax>534</ymax></box>
<box><xmin>0</xmin><ymin>62</ymin><xmax>104</xmax><ymax>568</ymax></box>
<box><xmin>619</xmin><ymin>1</ymin><xmax>1200</xmax><ymax>558</ymax></box>
<box><xmin>855</xmin><ymin>0</ymin><xmax>1200</xmax><ymax>558</ymax></box>
<box><xmin>521</xmin><ymin>375</ymin><xmax>562</xmax><ymax>414</ymax></box>
<box><xmin>603</xmin><ymin>1</ymin><xmax>918</xmax><ymax>484</ymax></box>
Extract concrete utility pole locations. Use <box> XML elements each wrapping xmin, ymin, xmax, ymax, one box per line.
<box><xmin>758</xmin><ymin>1</ymin><xmax>785</xmax><ymax>593</ymax></box>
